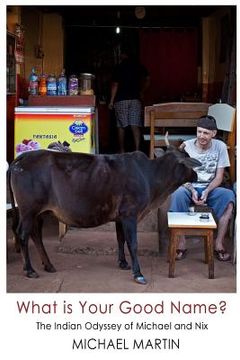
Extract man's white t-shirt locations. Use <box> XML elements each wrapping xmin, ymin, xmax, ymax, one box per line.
<box><xmin>183</xmin><ymin>138</ymin><xmax>230</xmax><ymax>187</ymax></box>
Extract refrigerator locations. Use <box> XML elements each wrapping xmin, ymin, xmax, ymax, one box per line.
<box><xmin>14</xmin><ymin>106</ymin><xmax>98</xmax><ymax>157</ymax></box>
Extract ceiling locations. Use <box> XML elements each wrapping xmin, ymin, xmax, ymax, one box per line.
<box><xmin>30</xmin><ymin>5</ymin><xmax>232</xmax><ymax>28</ymax></box>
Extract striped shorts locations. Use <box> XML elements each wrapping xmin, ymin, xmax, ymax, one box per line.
<box><xmin>114</xmin><ymin>99</ymin><xmax>142</xmax><ymax>128</ymax></box>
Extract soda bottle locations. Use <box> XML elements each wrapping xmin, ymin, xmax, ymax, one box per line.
<box><xmin>47</xmin><ymin>74</ymin><xmax>57</xmax><ymax>96</ymax></box>
<box><xmin>38</xmin><ymin>74</ymin><xmax>47</xmax><ymax>96</ymax></box>
<box><xmin>28</xmin><ymin>68</ymin><xmax>38</xmax><ymax>95</ymax></box>
<box><xmin>57</xmin><ymin>69</ymin><xmax>67</xmax><ymax>96</ymax></box>
<box><xmin>68</xmin><ymin>74</ymin><xmax>78</xmax><ymax>96</ymax></box>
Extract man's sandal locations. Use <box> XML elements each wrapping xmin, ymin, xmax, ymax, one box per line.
<box><xmin>214</xmin><ymin>250</ymin><xmax>231</xmax><ymax>262</ymax></box>
<box><xmin>176</xmin><ymin>249</ymin><xmax>188</xmax><ymax>261</ymax></box>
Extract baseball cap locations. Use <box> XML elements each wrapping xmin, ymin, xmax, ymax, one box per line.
<box><xmin>197</xmin><ymin>115</ymin><xmax>218</xmax><ymax>130</ymax></box>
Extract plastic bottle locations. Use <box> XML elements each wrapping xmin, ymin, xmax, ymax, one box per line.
<box><xmin>47</xmin><ymin>74</ymin><xmax>57</xmax><ymax>96</ymax></box>
<box><xmin>68</xmin><ymin>74</ymin><xmax>78</xmax><ymax>96</ymax></box>
<box><xmin>38</xmin><ymin>74</ymin><xmax>47</xmax><ymax>96</ymax></box>
<box><xmin>28</xmin><ymin>68</ymin><xmax>38</xmax><ymax>95</ymax></box>
<box><xmin>57</xmin><ymin>69</ymin><xmax>67</xmax><ymax>96</ymax></box>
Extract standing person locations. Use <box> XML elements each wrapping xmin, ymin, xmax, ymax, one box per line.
<box><xmin>169</xmin><ymin>115</ymin><xmax>235</xmax><ymax>261</ymax></box>
<box><xmin>109</xmin><ymin>46</ymin><xmax>149</xmax><ymax>152</ymax></box>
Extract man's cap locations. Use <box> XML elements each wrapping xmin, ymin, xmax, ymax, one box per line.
<box><xmin>197</xmin><ymin>115</ymin><xmax>218</xmax><ymax>130</ymax></box>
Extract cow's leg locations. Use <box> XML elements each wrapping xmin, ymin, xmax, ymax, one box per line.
<box><xmin>11</xmin><ymin>207</ymin><xmax>21</xmax><ymax>253</ymax></box>
<box><xmin>115</xmin><ymin>221</ymin><xmax>130</xmax><ymax>270</ymax></box>
<box><xmin>121</xmin><ymin>217</ymin><xmax>147</xmax><ymax>285</ymax></box>
<box><xmin>17</xmin><ymin>218</ymin><xmax>39</xmax><ymax>278</ymax></box>
<box><xmin>31</xmin><ymin>216</ymin><xmax>56</xmax><ymax>273</ymax></box>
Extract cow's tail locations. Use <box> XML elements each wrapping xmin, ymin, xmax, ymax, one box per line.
<box><xmin>7</xmin><ymin>164</ymin><xmax>20</xmax><ymax>252</ymax></box>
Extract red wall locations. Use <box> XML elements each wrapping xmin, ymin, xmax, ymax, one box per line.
<box><xmin>140</xmin><ymin>28</ymin><xmax>198</xmax><ymax>105</ymax></box>
<box><xmin>7</xmin><ymin>94</ymin><xmax>16</xmax><ymax>163</ymax></box>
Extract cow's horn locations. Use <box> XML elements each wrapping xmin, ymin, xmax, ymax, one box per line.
<box><xmin>165</xmin><ymin>131</ymin><xmax>176</xmax><ymax>151</ymax></box>
<box><xmin>164</xmin><ymin>131</ymin><xmax>170</xmax><ymax>147</ymax></box>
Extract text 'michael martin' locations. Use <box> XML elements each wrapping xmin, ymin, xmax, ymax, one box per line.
<box><xmin>72</xmin><ymin>337</ymin><xmax>180</xmax><ymax>350</ymax></box>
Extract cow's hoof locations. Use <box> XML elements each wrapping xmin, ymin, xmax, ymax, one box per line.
<box><xmin>44</xmin><ymin>264</ymin><xmax>56</xmax><ymax>273</ymax></box>
<box><xmin>26</xmin><ymin>271</ymin><xmax>39</xmax><ymax>278</ymax></box>
<box><xmin>119</xmin><ymin>260</ymin><xmax>131</xmax><ymax>270</ymax></box>
<box><xmin>134</xmin><ymin>275</ymin><xmax>147</xmax><ymax>285</ymax></box>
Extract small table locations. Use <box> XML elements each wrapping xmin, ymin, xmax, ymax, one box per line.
<box><xmin>167</xmin><ymin>212</ymin><xmax>217</xmax><ymax>279</ymax></box>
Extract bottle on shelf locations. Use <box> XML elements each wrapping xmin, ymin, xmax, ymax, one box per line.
<box><xmin>57</xmin><ymin>69</ymin><xmax>67</xmax><ymax>96</ymax></box>
<box><xmin>68</xmin><ymin>74</ymin><xmax>78</xmax><ymax>96</ymax></box>
<box><xmin>28</xmin><ymin>68</ymin><xmax>38</xmax><ymax>95</ymax></box>
<box><xmin>47</xmin><ymin>73</ymin><xmax>57</xmax><ymax>96</ymax></box>
<box><xmin>38</xmin><ymin>74</ymin><xmax>47</xmax><ymax>96</ymax></box>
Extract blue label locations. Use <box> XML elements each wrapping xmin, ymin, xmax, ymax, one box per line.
<box><xmin>69</xmin><ymin>121</ymin><xmax>88</xmax><ymax>135</ymax></box>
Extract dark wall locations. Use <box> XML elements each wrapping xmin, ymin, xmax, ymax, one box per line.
<box><xmin>64</xmin><ymin>26</ymin><xmax>139</xmax><ymax>103</ymax></box>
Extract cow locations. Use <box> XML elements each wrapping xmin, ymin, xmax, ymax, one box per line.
<box><xmin>8</xmin><ymin>148</ymin><xmax>201</xmax><ymax>284</ymax></box>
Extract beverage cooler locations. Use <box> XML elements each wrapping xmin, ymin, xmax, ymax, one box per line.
<box><xmin>14</xmin><ymin>106</ymin><xmax>98</xmax><ymax>157</ymax></box>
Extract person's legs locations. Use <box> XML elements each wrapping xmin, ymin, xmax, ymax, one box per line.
<box><xmin>117</xmin><ymin>127</ymin><xmax>125</xmax><ymax>153</ymax></box>
<box><xmin>214</xmin><ymin>202</ymin><xmax>233</xmax><ymax>259</ymax></box>
<box><xmin>114</xmin><ymin>100</ymin><xmax>128</xmax><ymax>153</ymax></box>
<box><xmin>206</xmin><ymin>187</ymin><xmax>235</xmax><ymax>261</ymax></box>
<box><xmin>170</xmin><ymin>187</ymin><xmax>235</xmax><ymax>261</ymax></box>
<box><xmin>129</xmin><ymin>99</ymin><xmax>142</xmax><ymax>151</ymax></box>
<box><xmin>131</xmin><ymin>125</ymin><xmax>141</xmax><ymax>151</ymax></box>
<box><xmin>204</xmin><ymin>187</ymin><xmax>235</xmax><ymax>261</ymax></box>
<box><xmin>207</xmin><ymin>187</ymin><xmax>235</xmax><ymax>220</ymax></box>
<box><xmin>169</xmin><ymin>186</ymin><xmax>192</xmax><ymax>212</ymax></box>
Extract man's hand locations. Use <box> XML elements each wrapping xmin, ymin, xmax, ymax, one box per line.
<box><xmin>191</xmin><ymin>189</ymin><xmax>199</xmax><ymax>204</ymax></box>
<box><xmin>191</xmin><ymin>188</ymin><xmax>208</xmax><ymax>205</ymax></box>
<box><xmin>108</xmin><ymin>102</ymin><xmax>114</xmax><ymax>110</ymax></box>
<box><xmin>199</xmin><ymin>189</ymin><xmax>209</xmax><ymax>203</ymax></box>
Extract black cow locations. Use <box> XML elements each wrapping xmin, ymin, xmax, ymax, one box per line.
<box><xmin>8</xmin><ymin>149</ymin><xmax>201</xmax><ymax>284</ymax></box>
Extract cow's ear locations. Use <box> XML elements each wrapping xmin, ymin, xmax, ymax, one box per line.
<box><xmin>154</xmin><ymin>148</ymin><xmax>165</xmax><ymax>158</ymax></box>
<box><xmin>181</xmin><ymin>157</ymin><xmax>202</xmax><ymax>168</ymax></box>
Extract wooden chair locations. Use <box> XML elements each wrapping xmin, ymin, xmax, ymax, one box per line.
<box><xmin>207</xmin><ymin>103</ymin><xmax>236</xmax><ymax>184</ymax></box>
<box><xmin>144</xmin><ymin>102</ymin><xmax>210</xmax><ymax>159</ymax></box>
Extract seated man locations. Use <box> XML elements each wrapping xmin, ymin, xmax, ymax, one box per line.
<box><xmin>169</xmin><ymin>115</ymin><xmax>235</xmax><ymax>261</ymax></box>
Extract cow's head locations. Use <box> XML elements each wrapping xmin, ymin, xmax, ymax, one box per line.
<box><xmin>155</xmin><ymin>143</ymin><xmax>201</xmax><ymax>186</ymax></box>
<box><xmin>170</xmin><ymin>147</ymin><xmax>201</xmax><ymax>183</ymax></box>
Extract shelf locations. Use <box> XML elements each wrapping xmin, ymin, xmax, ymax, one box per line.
<box><xmin>28</xmin><ymin>95</ymin><xmax>96</xmax><ymax>107</ymax></box>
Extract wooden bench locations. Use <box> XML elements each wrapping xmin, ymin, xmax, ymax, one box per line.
<box><xmin>144</xmin><ymin>102</ymin><xmax>210</xmax><ymax>158</ymax></box>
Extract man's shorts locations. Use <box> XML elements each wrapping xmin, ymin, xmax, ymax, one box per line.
<box><xmin>114</xmin><ymin>99</ymin><xmax>142</xmax><ymax>128</ymax></box>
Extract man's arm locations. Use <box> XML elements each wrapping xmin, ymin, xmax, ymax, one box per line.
<box><xmin>140</xmin><ymin>75</ymin><xmax>150</xmax><ymax>100</ymax></box>
<box><xmin>200</xmin><ymin>167</ymin><xmax>224</xmax><ymax>202</ymax></box>
<box><xmin>108</xmin><ymin>82</ymin><xmax>118</xmax><ymax>109</ymax></box>
<box><xmin>183</xmin><ymin>182</ymin><xmax>199</xmax><ymax>203</ymax></box>
<box><xmin>184</xmin><ymin>166</ymin><xmax>225</xmax><ymax>205</ymax></box>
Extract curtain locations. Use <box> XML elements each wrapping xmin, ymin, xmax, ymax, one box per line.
<box><xmin>140</xmin><ymin>28</ymin><xmax>198</xmax><ymax>105</ymax></box>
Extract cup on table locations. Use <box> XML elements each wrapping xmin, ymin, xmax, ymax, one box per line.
<box><xmin>188</xmin><ymin>206</ymin><xmax>196</xmax><ymax>216</ymax></box>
